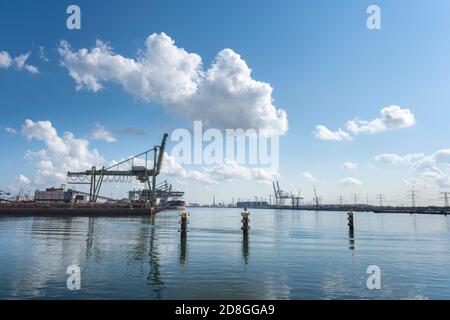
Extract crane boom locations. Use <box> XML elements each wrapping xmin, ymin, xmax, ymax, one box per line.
<box><xmin>156</xmin><ymin>133</ymin><xmax>168</xmax><ymax>175</ymax></box>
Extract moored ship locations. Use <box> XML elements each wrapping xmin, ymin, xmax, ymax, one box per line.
<box><xmin>164</xmin><ymin>199</ymin><xmax>186</xmax><ymax>210</ymax></box>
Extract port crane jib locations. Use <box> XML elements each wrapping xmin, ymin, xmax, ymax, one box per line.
<box><xmin>67</xmin><ymin>133</ymin><xmax>169</xmax><ymax>206</ymax></box>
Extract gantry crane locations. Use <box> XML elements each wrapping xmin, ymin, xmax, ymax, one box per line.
<box><xmin>0</xmin><ymin>190</ymin><xmax>11</xmax><ymax>202</ymax></box>
<box><xmin>67</xmin><ymin>133</ymin><xmax>168</xmax><ymax>207</ymax></box>
<box><xmin>313</xmin><ymin>186</ymin><xmax>319</xmax><ymax>208</ymax></box>
<box><xmin>128</xmin><ymin>180</ymin><xmax>184</xmax><ymax>203</ymax></box>
<box><xmin>272</xmin><ymin>181</ymin><xmax>303</xmax><ymax>207</ymax></box>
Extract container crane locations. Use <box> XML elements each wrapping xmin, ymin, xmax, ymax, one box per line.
<box><xmin>272</xmin><ymin>181</ymin><xmax>303</xmax><ymax>207</ymax></box>
<box><xmin>313</xmin><ymin>186</ymin><xmax>319</xmax><ymax>208</ymax></box>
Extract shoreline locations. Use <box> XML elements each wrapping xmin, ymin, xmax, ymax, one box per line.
<box><xmin>188</xmin><ymin>205</ymin><xmax>449</xmax><ymax>216</ymax></box>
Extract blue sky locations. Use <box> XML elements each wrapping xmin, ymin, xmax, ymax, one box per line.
<box><xmin>1</xmin><ymin>0</ymin><xmax>450</xmax><ymax>205</ymax></box>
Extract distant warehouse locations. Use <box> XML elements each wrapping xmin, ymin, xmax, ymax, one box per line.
<box><xmin>236</xmin><ymin>201</ymin><xmax>269</xmax><ymax>209</ymax></box>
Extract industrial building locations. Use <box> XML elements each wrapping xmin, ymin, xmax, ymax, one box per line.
<box><xmin>236</xmin><ymin>201</ymin><xmax>269</xmax><ymax>209</ymax></box>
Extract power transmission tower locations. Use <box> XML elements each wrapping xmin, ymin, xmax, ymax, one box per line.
<box><xmin>408</xmin><ymin>190</ymin><xmax>418</xmax><ymax>207</ymax></box>
<box><xmin>352</xmin><ymin>194</ymin><xmax>359</xmax><ymax>205</ymax></box>
<box><xmin>440</xmin><ymin>192</ymin><xmax>449</xmax><ymax>208</ymax></box>
<box><xmin>376</xmin><ymin>194</ymin><xmax>385</xmax><ymax>206</ymax></box>
<box><xmin>366</xmin><ymin>193</ymin><xmax>369</xmax><ymax>206</ymax></box>
<box><xmin>339</xmin><ymin>195</ymin><xmax>343</xmax><ymax>205</ymax></box>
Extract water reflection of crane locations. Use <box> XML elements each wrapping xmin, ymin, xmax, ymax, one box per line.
<box><xmin>107</xmin><ymin>213</ymin><xmax>164</xmax><ymax>298</ymax></box>
<box><xmin>84</xmin><ymin>213</ymin><xmax>164</xmax><ymax>299</ymax></box>
<box><xmin>147</xmin><ymin>218</ymin><xmax>163</xmax><ymax>298</ymax></box>
<box><xmin>86</xmin><ymin>217</ymin><xmax>97</xmax><ymax>259</ymax></box>
<box><xmin>126</xmin><ymin>215</ymin><xmax>154</xmax><ymax>262</ymax></box>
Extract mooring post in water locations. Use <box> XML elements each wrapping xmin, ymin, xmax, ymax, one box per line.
<box><xmin>348</xmin><ymin>210</ymin><xmax>355</xmax><ymax>250</ymax></box>
<box><xmin>241</xmin><ymin>207</ymin><xmax>250</xmax><ymax>233</ymax></box>
<box><xmin>179</xmin><ymin>211</ymin><xmax>189</xmax><ymax>233</ymax></box>
<box><xmin>180</xmin><ymin>230</ymin><xmax>187</xmax><ymax>264</ymax></box>
<box><xmin>347</xmin><ymin>209</ymin><xmax>354</xmax><ymax>232</ymax></box>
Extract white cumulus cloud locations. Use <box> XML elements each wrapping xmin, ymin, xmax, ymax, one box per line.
<box><xmin>0</xmin><ymin>51</ymin><xmax>13</xmax><ymax>68</ymax></box>
<box><xmin>342</xmin><ymin>162</ymin><xmax>358</xmax><ymax>170</ymax></box>
<box><xmin>339</xmin><ymin>177</ymin><xmax>362</xmax><ymax>186</ymax></box>
<box><xmin>58</xmin><ymin>33</ymin><xmax>288</xmax><ymax>134</ymax></box>
<box><xmin>18</xmin><ymin>174</ymin><xmax>31</xmax><ymax>185</ymax></box>
<box><xmin>375</xmin><ymin>149</ymin><xmax>450</xmax><ymax>188</ymax></box>
<box><xmin>433</xmin><ymin>149</ymin><xmax>450</xmax><ymax>164</ymax></box>
<box><xmin>3</xmin><ymin>127</ymin><xmax>17</xmax><ymax>134</ymax></box>
<box><xmin>161</xmin><ymin>154</ymin><xmax>279</xmax><ymax>185</ymax></box>
<box><xmin>346</xmin><ymin>105</ymin><xmax>415</xmax><ymax>135</ymax></box>
<box><xmin>374</xmin><ymin>153</ymin><xmax>406</xmax><ymax>164</ymax></box>
<box><xmin>403</xmin><ymin>178</ymin><xmax>430</xmax><ymax>189</ymax></box>
<box><xmin>39</xmin><ymin>46</ymin><xmax>49</xmax><ymax>62</ymax></box>
<box><xmin>205</xmin><ymin>160</ymin><xmax>279</xmax><ymax>185</ymax></box>
<box><xmin>21</xmin><ymin>119</ymin><xmax>104</xmax><ymax>185</ymax></box>
<box><xmin>302</xmin><ymin>171</ymin><xmax>316</xmax><ymax>182</ymax></box>
<box><xmin>0</xmin><ymin>51</ymin><xmax>39</xmax><ymax>74</ymax></box>
<box><xmin>90</xmin><ymin>122</ymin><xmax>116</xmax><ymax>143</ymax></box>
<box><xmin>314</xmin><ymin>125</ymin><xmax>351</xmax><ymax>141</ymax></box>
<box><xmin>314</xmin><ymin>106</ymin><xmax>415</xmax><ymax>141</ymax></box>
<box><xmin>161</xmin><ymin>152</ymin><xmax>216</xmax><ymax>184</ymax></box>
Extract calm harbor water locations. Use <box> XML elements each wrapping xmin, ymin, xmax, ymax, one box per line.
<box><xmin>0</xmin><ymin>208</ymin><xmax>449</xmax><ymax>300</ymax></box>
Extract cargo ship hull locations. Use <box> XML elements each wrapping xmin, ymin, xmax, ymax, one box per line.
<box><xmin>0</xmin><ymin>203</ymin><xmax>164</xmax><ymax>216</ymax></box>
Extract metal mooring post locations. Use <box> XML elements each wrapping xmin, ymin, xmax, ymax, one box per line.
<box><xmin>180</xmin><ymin>211</ymin><xmax>189</xmax><ymax>233</ymax></box>
<box><xmin>241</xmin><ymin>207</ymin><xmax>250</xmax><ymax>234</ymax></box>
